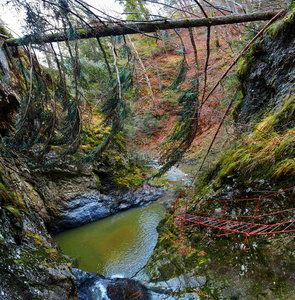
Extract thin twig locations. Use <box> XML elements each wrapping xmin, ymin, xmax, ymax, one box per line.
<box><xmin>193</xmin><ymin>1</ymin><xmax>211</xmax><ymax>106</ymax></box>
<box><xmin>96</xmin><ymin>37</ymin><xmax>112</xmax><ymax>79</ymax></box>
<box><xmin>201</xmin><ymin>26</ymin><xmax>211</xmax><ymax>105</ymax></box>
<box><xmin>194</xmin><ymin>0</ymin><xmax>208</xmax><ymax>18</ymax></box>
<box><xmin>201</xmin><ymin>0</ymin><xmax>227</xmax><ymax>15</ymax></box>
<box><xmin>193</xmin><ymin>88</ymin><xmax>239</xmax><ymax>182</ymax></box>
<box><xmin>111</xmin><ymin>36</ymin><xmax>122</xmax><ymax>101</ymax></box>
<box><xmin>57</xmin><ymin>42</ymin><xmax>67</xmax><ymax>85</ymax></box>
<box><xmin>127</xmin><ymin>36</ymin><xmax>160</xmax><ymax>117</ymax></box>
<box><xmin>188</xmin><ymin>28</ymin><xmax>199</xmax><ymax>81</ymax></box>
<box><xmin>13</xmin><ymin>44</ymin><xmax>33</xmax><ymax>136</ymax></box>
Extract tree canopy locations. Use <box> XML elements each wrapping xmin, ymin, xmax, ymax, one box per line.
<box><xmin>0</xmin><ymin>0</ymin><xmax>289</xmax><ymax>176</ymax></box>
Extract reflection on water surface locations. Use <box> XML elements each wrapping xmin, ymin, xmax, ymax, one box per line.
<box><xmin>54</xmin><ymin>200</ymin><xmax>166</xmax><ymax>277</ymax></box>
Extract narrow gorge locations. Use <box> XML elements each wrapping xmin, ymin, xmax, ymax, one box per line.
<box><xmin>1</xmin><ymin>1</ymin><xmax>295</xmax><ymax>299</ymax></box>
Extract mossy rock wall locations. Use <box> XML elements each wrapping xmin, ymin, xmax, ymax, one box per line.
<box><xmin>0</xmin><ymin>164</ymin><xmax>77</xmax><ymax>299</ymax></box>
<box><xmin>211</xmin><ymin>8</ymin><xmax>295</xmax><ymax>189</ymax></box>
<box><xmin>235</xmin><ymin>9</ymin><xmax>295</xmax><ymax>126</ymax></box>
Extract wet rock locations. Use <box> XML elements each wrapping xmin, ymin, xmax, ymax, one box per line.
<box><xmin>118</xmin><ymin>203</ymin><xmax>129</xmax><ymax>210</ymax></box>
<box><xmin>54</xmin><ymin>192</ymin><xmax>112</xmax><ymax>230</ymax></box>
<box><xmin>50</xmin><ymin>186</ymin><xmax>164</xmax><ymax>233</ymax></box>
<box><xmin>119</xmin><ymin>186</ymin><xmax>164</xmax><ymax>207</ymax></box>
<box><xmin>73</xmin><ymin>268</ymin><xmax>149</xmax><ymax>300</ymax></box>
<box><xmin>0</xmin><ymin>208</ymin><xmax>77</xmax><ymax>300</ymax></box>
<box><xmin>107</xmin><ymin>278</ymin><xmax>149</xmax><ymax>300</ymax></box>
<box><xmin>146</xmin><ymin>273</ymin><xmax>205</xmax><ymax>293</ymax></box>
<box><xmin>73</xmin><ymin>269</ymin><xmax>107</xmax><ymax>300</ymax></box>
<box><xmin>0</xmin><ymin>47</ymin><xmax>11</xmax><ymax>83</ymax></box>
<box><xmin>149</xmin><ymin>291</ymin><xmax>200</xmax><ymax>300</ymax></box>
<box><xmin>164</xmin><ymin>166</ymin><xmax>188</xmax><ymax>182</ymax></box>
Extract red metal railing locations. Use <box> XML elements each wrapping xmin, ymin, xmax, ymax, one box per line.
<box><xmin>175</xmin><ymin>186</ymin><xmax>295</xmax><ymax>249</ymax></box>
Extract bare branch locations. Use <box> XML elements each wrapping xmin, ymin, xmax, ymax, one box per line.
<box><xmin>127</xmin><ymin>36</ymin><xmax>160</xmax><ymax>116</ymax></box>
<box><xmin>194</xmin><ymin>88</ymin><xmax>238</xmax><ymax>182</ymax></box>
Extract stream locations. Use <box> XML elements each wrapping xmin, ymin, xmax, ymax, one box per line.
<box><xmin>53</xmin><ymin>197</ymin><xmax>167</xmax><ymax>278</ymax></box>
<box><xmin>53</xmin><ymin>166</ymin><xmax>190</xmax><ymax>299</ymax></box>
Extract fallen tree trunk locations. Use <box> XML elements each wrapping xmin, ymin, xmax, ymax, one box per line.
<box><xmin>5</xmin><ymin>11</ymin><xmax>281</xmax><ymax>46</ymax></box>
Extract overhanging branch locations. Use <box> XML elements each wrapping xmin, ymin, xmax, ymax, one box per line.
<box><xmin>5</xmin><ymin>11</ymin><xmax>281</xmax><ymax>46</ymax></box>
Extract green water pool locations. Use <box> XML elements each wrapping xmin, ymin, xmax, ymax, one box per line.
<box><xmin>54</xmin><ymin>200</ymin><xmax>166</xmax><ymax>277</ymax></box>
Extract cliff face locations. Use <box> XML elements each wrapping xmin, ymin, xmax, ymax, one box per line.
<box><xmin>236</xmin><ymin>10</ymin><xmax>295</xmax><ymax>126</ymax></box>
<box><xmin>0</xmin><ymin>210</ymin><xmax>77</xmax><ymax>300</ymax></box>
<box><xmin>0</xmin><ymin>40</ymin><xmax>99</xmax><ymax>298</ymax></box>
<box><xmin>0</xmin><ymin>47</ymin><xmax>19</xmax><ymax>137</ymax></box>
<box><xmin>0</xmin><ymin>35</ymin><xmax>78</xmax><ymax>299</ymax></box>
<box><xmin>0</xmin><ymin>165</ymin><xmax>78</xmax><ymax>299</ymax></box>
<box><xmin>212</xmin><ymin>8</ymin><xmax>295</xmax><ymax>191</ymax></box>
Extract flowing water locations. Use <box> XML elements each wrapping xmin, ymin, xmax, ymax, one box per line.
<box><xmin>54</xmin><ymin>199</ymin><xmax>167</xmax><ymax>278</ymax></box>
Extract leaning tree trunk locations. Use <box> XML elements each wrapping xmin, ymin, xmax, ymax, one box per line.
<box><xmin>5</xmin><ymin>11</ymin><xmax>281</xmax><ymax>46</ymax></box>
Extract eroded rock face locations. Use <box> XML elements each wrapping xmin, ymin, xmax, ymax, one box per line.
<box><xmin>0</xmin><ymin>46</ymin><xmax>19</xmax><ymax>137</ymax></box>
<box><xmin>51</xmin><ymin>191</ymin><xmax>111</xmax><ymax>231</ymax></box>
<box><xmin>49</xmin><ymin>185</ymin><xmax>164</xmax><ymax>233</ymax></box>
<box><xmin>0</xmin><ymin>43</ymin><xmax>80</xmax><ymax>299</ymax></box>
<box><xmin>0</xmin><ymin>149</ymin><xmax>166</xmax><ymax>298</ymax></box>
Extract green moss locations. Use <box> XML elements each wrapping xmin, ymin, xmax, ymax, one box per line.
<box><xmin>20</xmin><ymin>245</ymin><xmax>72</xmax><ymax>268</ymax></box>
<box><xmin>230</xmin><ymin>94</ymin><xmax>244</xmax><ymax>118</ymax></box>
<box><xmin>216</xmin><ymin>133</ymin><xmax>295</xmax><ymax>185</ymax></box>
<box><xmin>0</xmin><ymin>182</ymin><xmax>14</xmax><ymax>203</ymax></box>
<box><xmin>80</xmin><ymin>112</ymin><xmax>148</xmax><ymax>189</ymax></box>
<box><xmin>112</xmin><ymin>162</ymin><xmax>145</xmax><ymax>189</ymax></box>
<box><xmin>0</xmin><ymin>26</ymin><xmax>12</xmax><ymax>38</ymax></box>
<box><xmin>213</xmin><ymin>89</ymin><xmax>295</xmax><ymax>186</ymax></box>
<box><xmin>4</xmin><ymin>205</ymin><xmax>20</xmax><ymax>218</ymax></box>
<box><xmin>0</xmin><ymin>169</ymin><xmax>26</xmax><ymax>212</ymax></box>
<box><xmin>265</xmin><ymin>9</ymin><xmax>295</xmax><ymax>39</ymax></box>
<box><xmin>265</xmin><ymin>19</ymin><xmax>286</xmax><ymax>38</ymax></box>
<box><xmin>237</xmin><ymin>56</ymin><xmax>254</xmax><ymax>81</ymax></box>
<box><xmin>239</xmin><ymin>40</ymin><xmax>262</xmax><ymax>74</ymax></box>
<box><xmin>148</xmin><ymin>176</ymin><xmax>170</xmax><ymax>188</ymax></box>
<box><xmin>77</xmin><ymin>29</ymin><xmax>87</xmax><ymax>36</ymax></box>
<box><xmin>94</xmin><ymin>173</ymin><xmax>101</xmax><ymax>189</ymax></box>
<box><xmin>273</xmin><ymin>158</ymin><xmax>295</xmax><ymax>178</ymax></box>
